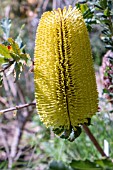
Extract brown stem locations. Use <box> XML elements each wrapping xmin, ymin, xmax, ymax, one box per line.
<box><xmin>82</xmin><ymin>124</ymin><xmax>107</xmax><ymax>157</ymax></box>
<box><xmin>0</xmin><ymin>102</ymin><xmax>36</xmax><ymax>114</ymax></box>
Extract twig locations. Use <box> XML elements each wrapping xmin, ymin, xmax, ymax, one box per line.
<box><xmin>42</xmin><ymin>0</ymin><xmax>49</xmax><ymax>11</ymax></box>
<box><xmin>8</xmin><ymin>103</ymin><xmax>36</xmax><ymax>169</ymax></box>
<box><xmin>0</xmin><ymin>128</ymin><xmax>10</xmax><ymax>159</ymax></box>
<box><xmin>0</xmin><ymin>102</ymin><xmax>36</xmax><ymax>114</ymax></box>
<box><xmin>0</xmin><ymin>60</ymin><xmax>14</xmax><ymax>73</ymax></box>
<box><xmin>82</xmin><ymin>124</ymin><xmax>107</xmax><ymax>157</ymax></box>
<box><xmin>52</xmin><ymin>0</ymin><xmax>57</xmax><ymax>9</ymax></box>
<box><xmin>0</xmin><ymin>96</ymin><xmax>9</xmax><ymax>107</ymax></box>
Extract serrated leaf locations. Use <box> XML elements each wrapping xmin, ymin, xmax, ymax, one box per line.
<box><xmin>0</xmin><ymin>18</ymin><xmax>11</xmax><ymax>39</ymax></box>
<box><xmin>8</xmin><ymin>38</ymin><xmax>21</xmax><ymax>55</ymax></box>
<box><xmin>0</xmin><ymin>44</ymin><xmax>11</xmax><ymax>61</ymax></box>
<box><xmin>83</xmin><ymin>8</ymin><xmax>94</xmax><ymax>19</ymax></box>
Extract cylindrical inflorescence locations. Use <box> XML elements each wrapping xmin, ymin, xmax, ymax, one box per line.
<box><xmin>34</xmin><ymin>6</ymin><xmax>98</xmax><ymax>131</ymax></box>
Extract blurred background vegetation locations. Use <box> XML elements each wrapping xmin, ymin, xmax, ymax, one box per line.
<box><xmin>0</xmin><ymin>0</ymin><xmax>113</xmax><ymax>169</ymax></box>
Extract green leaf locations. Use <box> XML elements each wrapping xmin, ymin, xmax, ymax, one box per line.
<box><xmin>10</xmin><ymin>52</ymin><xmax>20</xmax><ymax>61</ymax></box>
<box><xmin>53</xmin><ymin>126</ymin><xmax>65</xmax><ymax>136</ymax></box>
<box><xmin>8</xmin><ymin>38</ymin><xmax>21</xmax><ymax>55</ymax></box>
<box><xmin>0</xmin><ymin>44</ymin><xmax>11</xmax><ymax>63</ymax></box>
<box><xmin>14</xmin><ymin>62</ymin><xmax>22</xmax><ymax>82</ymax></box>
<box><xmin>15</xmin><ymin>35</ymin><xmax>23</xmax><ymax>48</ymax></box>
<box><xmin>95</xmin><ymin>159</ymin><xmax>113</xmax><ymax>168</ymax></box>
<box><xmin>80</xmin><ymin>3</ymin><xmax>88</xmax><ymax>14</ymax></box>
<box><xmin>0</xmin><ymin>74</ymin><xmax>3</xmax><ymax>86</ymax></box>
<box><xmin>103</xmin><ymin>88</ymin><xmax>109</xmax><ymax>94</ymax></box>
<box><xmin>48</xmin><ymin>161</ymin><xmax>70</xmax><ymax>170</ymax></box>
<box><xmin>99</xmin><ymin>0</ymin><xmax>107</xmax><ymax>10</ymax></box>
<box><xmin>0</xmin><ymin>161</ymin><xmax>8</xmax><ymax>169</ymax></box>
<box><xmin>20</xmin><ymin>53</ymin><xmax>29</xmax><ymax>62</ymax></box>
<box><xmin>104</xmin><ymin>8</ymin><xmax>110</xmax><ymax>16</ymax></box>
<box><xmin>95</xmin><ymin>4</ymin><xmax>104</xmax><ymax>10</ymax></box>
<box><xmin>70</xmin><ymin>160</ymin><xmax>98</xmax><ymax>169</ymax></box>
<box><xmin>104</xmin><ymin>72</ymin><xmax>108</xmax><ymax>77</ymax></box>
<box><xmin>105</xmin><ymin>66</ymin><xmax>110</xmax><ymax>71</ymax></box>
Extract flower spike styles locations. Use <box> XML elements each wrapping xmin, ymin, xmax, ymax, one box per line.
<box><xmin>34</xmin><ymin>6</ymin><xmax>98</xmax><ymax>139</ymax></box>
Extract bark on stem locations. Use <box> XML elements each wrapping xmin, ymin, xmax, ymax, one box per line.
<box><xmin>82</xmin><ymin>124</ymin><xmax>107</xmax><ymax>157</ymax></box>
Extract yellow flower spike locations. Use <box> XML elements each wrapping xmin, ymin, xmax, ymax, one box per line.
<box><xmin>34</xmin><ymin>6</ymin><xmax>98</xmax><ymax>131</ymax></box>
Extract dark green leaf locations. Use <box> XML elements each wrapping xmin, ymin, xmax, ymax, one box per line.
<box><xmin>103</xmin><ymin>88</ymin><xmax>109</xmax><ymax>94</ymax></box>
<box><xmin>0</xmin><ymin>161</ymin><xmax>8</xmax><ymax>169</ymax></box>
<box><xmin>70</xmin><ymin>160</ymin><xmax>98</xmax><ymax>169</ymax></box>
<box><xmin>95</xmin><ymin>158</ymin><xmax>113</xmax><ymax>168</ymax></box>
<box><xmin>14</xmin><ymin>62</ymin><xmax>22</xmax><ymax>82</ymax></box>
<box><xmin>48</xmin><ymin>161</ymin><xmax>70</xmax><ymax>170</ymax></box>
<box><xmin>0</xmin><ymin>74</ymin><xmax>3</xmax><ymax>86</ymax></box>
<box><xmin>53</xmin><ymin>126</ymin><xmax>64</xmax><ymax>136</ymax></box>
<box><xmin>60</xmin><ymin>129</ymin><xmax>71</xmax><ymax>139</ymax></box>
<box><xmin>10</xmin><ymin>52</ymin><xmax>20</xmax><ymax>61</ymax></box>
<box><xmin>99</xmin><ymin>0</ymin><xmax>107</xmax><ymax>10</ymax></box>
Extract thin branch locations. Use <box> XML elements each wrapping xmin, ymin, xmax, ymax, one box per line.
<box><xmin>8</xmin><ymin>104</ymin><xmax>35</xmax><ymax>169</ymax></box>
<box><xmin>42</xmin><ymin>0</ymin><xmax>49</xmax><ymax>11</ymax></box>
<box><xmin>82</xmin><ymin>124</ymin><xmax>107</xmax><ymax>157</ymax></box>
<box><xmin>0</xmin><ymin>102</ymin><xmax>36</xmax><ymax>114</ymax></box>
<box><xmin>0</xmin><ymin>60</ymin><xmax>14</xmax><ymax>73</ymax></box>
<box><xmin>0</xmin><ymin>127</ymin><xmax>10</xmax><ymax>159</ymax></box>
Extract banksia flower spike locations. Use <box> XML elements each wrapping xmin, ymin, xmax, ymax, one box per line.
<box><xmin>34</xmin><ymin>6</ymin><xmax>98</xmax><ymax>140</ymax></box>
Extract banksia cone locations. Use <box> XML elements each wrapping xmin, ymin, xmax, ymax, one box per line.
<box><xmin>34</xmin><ymin>6</ymin><xmax>98</xmax><ymax>139</ymax></box>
